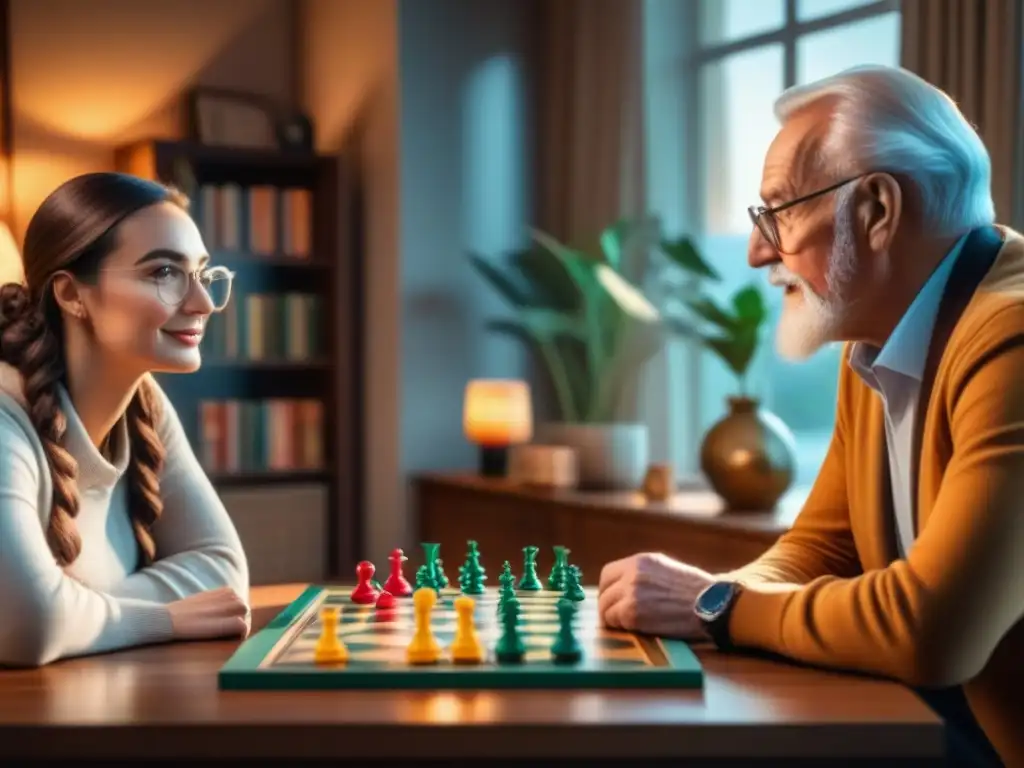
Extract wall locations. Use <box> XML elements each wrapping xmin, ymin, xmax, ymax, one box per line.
<box><xmin>10</xmin><ymin>0</ymin><xmax>295</xmax><ymax>247</ymax></box>
<box><xmin>301</xmin><ymin>0</ymin><xmax>534</xmax><ymax>566</ymax></box>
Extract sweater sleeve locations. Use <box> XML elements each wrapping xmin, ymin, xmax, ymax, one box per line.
<box><xmin>0</xmin><ymin>407</ymin><xmax>173</xmax><ymax>668</ymax></box>
<box><xmin>717</xmin><ymin>353</ymin><xmax>862</xmax><ymax>585</ymax></box>
<box><xmin>107</xmin><ymin>379</ymin><xmax>250</xmax><ymax>604</ymax></box>
<box><xmin>726</xmin><ymin>332</ymin><xmax>1024</xmax><ymax>687</ymax></box>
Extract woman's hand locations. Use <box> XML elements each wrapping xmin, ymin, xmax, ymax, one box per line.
<box><xmin>166</xmin><ymin>587</ymin><xmax>250</xmax><ymax>640</ymax></box>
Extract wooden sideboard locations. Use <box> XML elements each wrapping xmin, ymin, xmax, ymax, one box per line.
<box><xmin>412</xmin><ymin>473</ymin><xmax>808</xmax><ymax>582</ymax></box>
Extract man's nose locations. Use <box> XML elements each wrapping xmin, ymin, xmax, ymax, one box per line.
<box><xmin>748</xmin><ymin>227</ymin><xmax>780</xmax><ymax>269</ymax></box>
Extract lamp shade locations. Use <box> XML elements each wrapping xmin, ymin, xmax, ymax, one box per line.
<box><xmin>463</xmin><ymin>379</ymin><xmax>532</xmax><ymax>447</ymax></box>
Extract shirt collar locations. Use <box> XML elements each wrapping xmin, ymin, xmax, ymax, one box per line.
<box><xmin>57</xmin><ymin>383</ymin><xmax>130</xmax><ymax>490</ymax></box>
<box><xmin>849</xmin><ymin>233</ymin><xmax>969</xmax><ymax>382</ymax></box>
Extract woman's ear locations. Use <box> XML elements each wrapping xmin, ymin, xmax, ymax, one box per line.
<box><xmin>50</xmin><ymin>271</ymin><xmax>88</xmax><ymax>320</ymax></box>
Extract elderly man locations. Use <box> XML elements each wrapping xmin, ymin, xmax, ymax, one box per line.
<box><xmin>598</xmin><ymin>65</ymin><xmax>1022</xmax><ymax>767</ymax></box>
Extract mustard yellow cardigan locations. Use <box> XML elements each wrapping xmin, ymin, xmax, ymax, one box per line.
<box><xmin>723</xmin><ymin>229</ymin><xmax>1024</xmax><ymax>766</ymax></box>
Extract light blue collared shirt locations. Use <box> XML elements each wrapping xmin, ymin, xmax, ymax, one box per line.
<box><xmin>848</xmin><ymin>234</ymin><xmax>969</xmax><ymax>558</ymax></box>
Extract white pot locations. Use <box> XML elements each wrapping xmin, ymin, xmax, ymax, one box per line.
<box><xmin>536</xmin><ymin>422</ymin><xmax>649</xmax><ymax>490</ymax></box>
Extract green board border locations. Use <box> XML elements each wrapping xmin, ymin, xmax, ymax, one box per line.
<box><xmin>218</xmin><ymin>586</ymin><xmax>703</xmax><ymax>691</ymax></box>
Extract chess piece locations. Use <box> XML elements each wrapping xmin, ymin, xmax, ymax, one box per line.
<box><xmin>518</xmin><ymin>545</ymin><xmax>542</xmax><ymax>590</ymax></box>
<box><xmin>494</xmin><ymin>596</ymin><xmax>525</xmax><ymax>663</ymax></box>
<box><xmin>449</xmin><ymin>595</ymin><xmax>485</xmax><ymax>664</ymax></box>
<box><xmin>406</xmin><ymin>587</ymin><xmax>442</xmax><ymax>664</ymax></box>
<box><xmin>420</xmin><ymin>542</ymin><xmax>443</xmax><ymax>590</ymax></box>
<box><xmin>435</xmin><ymin>558</ymin><xmax>450</xmax><ymax>589</ymax></box>
<box><xmin>562</xmin><ymin>564</ymin><xmax>585</xmax><ymax>602</ymax></box>
<box><xmin>642</xmin><ymin>462</ymin><xmax>675</xmax><ymax>501</ymax></box>
<box><xmin>351</xmin><ymin>561</ymin><xmax>381</xmax><ymax>604</ymax></box>
<box><xmin>546</xmin><ymin>545</ymin><xmax>570</xmax><ymax>590</ymax></box>
<box><xmin>314</xmin><ymin>606</ymin><xmax>348</xmax><ymax>664</ymax></box>
<box><xmin>550</xmin><ymin>598</ymin><xmax>582</xmax><ymax>663</ymax></box>
<box><xmin>383</xmin><ymin>548</ymin><xmax>413</xmax><ymax>596</ymax></box>
<box><xmin>414</xmin><ymin>564</ymin><xmax>433</xmax><ymax>592</ymax></box>
<box><xmin>376</xmin><ymin>590</ymin><xmax>397</xmax><ymax>609</ymax></box>
<box><xmin>497</xmin><ymin>561</ymin><xmax>516</xmax><ymax>613</ymax></box>
<box><xmin>458</xmin><ymin>539</ymin><xmax>487</xmax><ymax>595</ymax></box>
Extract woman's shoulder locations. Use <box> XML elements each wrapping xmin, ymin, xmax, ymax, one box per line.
<box><xmin>0</xmin><ymin>361</ymin><xmax>28</xmax><ymax>410</ymax></box>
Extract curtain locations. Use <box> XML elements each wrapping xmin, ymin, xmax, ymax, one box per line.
<box><xmin>901</xmin><ymin>0</ymin><xmax>1024</xmax><ymax>227</ymax></box>
<box><xmin>532</xmin><ymin>0</ymin><xmax>646</xmax><ymax>246</ymax></box>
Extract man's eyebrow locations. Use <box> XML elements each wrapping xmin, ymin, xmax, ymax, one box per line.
<box><xmin>760</xmin><ymin>182</ymin><xmax>796</xmax><ymax>208</ymax></box>
<box><xmin>134</xmin><ymin>249</ymin><xmax>210</xmax><ymax>267</ymax></box>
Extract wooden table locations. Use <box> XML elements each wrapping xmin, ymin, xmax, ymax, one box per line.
<box><xmin>414</xmin><ymin>473</ymin><xmax>809</xmax><ymax>578</ymax></box>
<box><xmin>0</xmin><ymin>584</ymin><xmax>945</xmax><ymax>764</ymax></box>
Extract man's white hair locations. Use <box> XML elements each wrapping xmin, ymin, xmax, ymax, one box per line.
<box><xmin>774</xmin><ymin>65</ymin><xmax>995</xmax><ymax>236</ymax></box>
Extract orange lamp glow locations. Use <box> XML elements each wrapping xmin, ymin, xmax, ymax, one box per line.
<box><xmin>463</xmin><ymin>379</ymin><xmax>533</xmax><ymax>476</ymax></box>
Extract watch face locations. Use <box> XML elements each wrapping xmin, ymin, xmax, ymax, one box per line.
<box><xmin>696</xmin><ymin>581</ymin><xmax>735</xmax><ymax>619</ymax></box>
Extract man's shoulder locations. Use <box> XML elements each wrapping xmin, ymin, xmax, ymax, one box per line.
<box><xmin>955</xmin><ymin>227</ymin><xmax>1024</xmax><ymax>348</ymax></box>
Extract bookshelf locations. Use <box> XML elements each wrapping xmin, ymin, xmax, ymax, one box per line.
<box><xmin>114</xmin><ymin>139</ymin><xmax>361</xmax><ymax>580</ymax></box>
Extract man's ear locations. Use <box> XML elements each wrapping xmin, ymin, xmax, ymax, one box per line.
<box><xmin>859</xmin><ymin>172</ymin><xmax>902</xmax><ymax>253</ymax></box>
<box><xmin>50</xmin><ymin>271</ymin><xmax>88</xmax><ymax>320</ymax></box>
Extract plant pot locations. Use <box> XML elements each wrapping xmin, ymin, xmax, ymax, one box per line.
<box><xmin>700</xmin><ymin>396</ymin><xmax>796</xmax><ymax>511</ymax></box>
<box><xmin>536</xmin><ymin>422</ymin><xmax>649</xmax><ymax>490</ymax></box>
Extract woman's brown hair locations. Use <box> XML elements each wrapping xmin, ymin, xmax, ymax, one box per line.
<box><xmin>0</xmin><ymin>172</ymin><xmax>189</xmax><ymax>567</ymax></box>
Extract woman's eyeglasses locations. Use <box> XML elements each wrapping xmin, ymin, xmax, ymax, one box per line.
<box><xmin>101</xmin><ymin>263</ymin><xmax>235</xmax><ymax>311</ymax></box>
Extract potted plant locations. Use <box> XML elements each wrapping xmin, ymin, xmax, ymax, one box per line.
<box><xmin>468</xmin><ymin>218</ymin><xmax>703</xmax><ymax>489</ymax></box>
<box><xmin>665</xmin><ymin>252</ymin><xmax>797</xmax><ymax>510</ymax></box>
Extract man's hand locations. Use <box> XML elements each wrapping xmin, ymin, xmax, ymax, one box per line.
<box><xmin>597</xmin><ymin>552</ymin><xmax>715</xmax><ymax>639</ymax></box>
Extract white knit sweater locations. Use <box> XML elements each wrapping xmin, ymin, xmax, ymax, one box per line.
<box><xmin>0</xmin><ymin>363</ymin><xmax>249</xmax><ymax>667</ymax></box>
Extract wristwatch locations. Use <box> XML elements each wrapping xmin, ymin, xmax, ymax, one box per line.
<box><xmin>694</xmin><ymin>581</ymin><xmax>742</xmax><ymax>649</ymax></box>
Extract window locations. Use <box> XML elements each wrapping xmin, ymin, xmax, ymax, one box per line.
<box><xmin>644</xmin><ymin>0</ymin><xmax>900</xmax><ymax>486</ymax></box>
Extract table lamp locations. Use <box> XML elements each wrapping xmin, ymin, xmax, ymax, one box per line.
<box><xmin>463</xmin><ymin>378</ymin><xmax>533</xmax><ymax>476</ymax></box>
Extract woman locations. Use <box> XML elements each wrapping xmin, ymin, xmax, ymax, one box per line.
<box><xmin>0</xmin><ymin>172</ymin><xmax>250</xmax><ymax>667</ymax></box>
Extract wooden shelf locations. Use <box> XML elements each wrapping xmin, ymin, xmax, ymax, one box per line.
<box><xmin>209</xmin><ymin>470</ymin><xmax>330</xmax><ymax>488</ymax></box>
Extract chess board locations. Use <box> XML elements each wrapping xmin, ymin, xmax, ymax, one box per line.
<box><xmin>218</xmin><ymin>585</ymin><xmax>704</xmax><ymax>690</ymax></box>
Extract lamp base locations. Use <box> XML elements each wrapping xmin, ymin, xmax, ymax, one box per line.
<box><xmin>478</xmin><ymin>445</ymin><xmax>509</xmax><ymax>477</ymax></box>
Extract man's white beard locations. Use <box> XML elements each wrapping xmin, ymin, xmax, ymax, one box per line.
<box><xmin>772</xmin><ymin>190</ymin><xmax>858</xmax><ymax>360</ymax></box>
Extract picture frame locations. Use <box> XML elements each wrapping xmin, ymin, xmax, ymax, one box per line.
<box><xmin>186</xmin><ymin>87</ymin><xmax>280</xmax><ymax>150</ymax></box>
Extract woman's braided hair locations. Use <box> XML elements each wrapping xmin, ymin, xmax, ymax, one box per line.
<box><xmin>0</xmin><ymin>172</ymin><xmax>188</xmax><ymax>566</ymax></box>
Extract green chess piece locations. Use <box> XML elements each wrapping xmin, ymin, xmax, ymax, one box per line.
<box><xmin>494</xmin><ymin>596</ymin><xmax>525</xmax><ymax>663</ymax></box>
<box><xmin>420</xmin><ymin>542</ymin><xmax>442</xmax><ymax>590</ymax></box>
<box><xmin>562</xmin><ymin>564</ymin><xmax>585</xmax><ymax>602</ymax></box>
<box><xmin>497</xmin><ymin>561</ymin><xmax>516</xmax><ymax>612</ymax></box>
<box><xmin>414</xmin><ymin>564</ymin><xmax>434</xmax><ymax>592</ymax></box>
<box><xmin>517</xmin><ymin>545</ymin><xmax>543</xmax><ymax>590</ymax></box>
<box><xmin>458</xmin><ymin>539</ymin><xmax>487</xmax><ymax>594</ymax></box>
<box><xmin>546</xmin><ymin>545</ymin><xmax>570</xmax><ymax>590</ymax></box>
<box><xmin>550</xmin><ymin>597</ymin><xmax>582</xmax><ymax>663</ymax></box>
<box><xmin>435</xmin><ymin>558</ymin><xmax>450</xmax><ymax>589</ymax></box>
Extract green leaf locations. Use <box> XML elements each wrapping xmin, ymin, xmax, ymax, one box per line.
<box><xmin>702</xmin><ymin>328</ymin><xmax>759</xmax><ymax>378</ymax></box>
<box><xmin>599</xmin><ymin>219</ymin><xmax>633</xmax><ymax>270</ymax></box>
<box><xmin>683</xmin><ymin>295</ymin><xmax>737</xmax><ymax>331</ymax></box>
<box><xmin>508</xmin><ymin>248</ymin><xmax>579</xmax><ymax>312</ymax></box>
<box><xmin>731</xmin><ymin>284</ymin><xmax>767</xmax><ymax>326</ymax></box>
<box><xmin>660</xmin><ymin>237</ymin><xmax>720</xmax><ymax>281</ymax></box>
<box><xmin>530</xmin><ymin>228</ymin><xmax>598</xmax><ymax>292</ymax></box>
<box><xmin>467</xmin><ymin>252</ymin><xmax>532</xmax><ymax>308</ymax></box>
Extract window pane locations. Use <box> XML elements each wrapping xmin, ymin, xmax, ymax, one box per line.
<box><xmin>700</xmin><ymin>0</ymin><xmax>785</xmax><ymax>46</ymax></box>
<box><xmin>796</xmin><ymin>12</ymin><xmax>902</xmax><ymax>84</ymax></box>
<box><xmin>796</xmin><ymin>0</ymin><xmax>877</xmax><ymax>22</ymax></box>
<box><xmin>700</xmin><ymin>45</ymin><xmax>784</xmax><ymax>234</ymax></box>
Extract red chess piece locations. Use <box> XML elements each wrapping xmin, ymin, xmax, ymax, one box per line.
<box><xmin>375</xmin><ymin>590</ymin><xmax>397</xmax><ymax>609</ymax></box>
<box><xmin>383</xmin><ymin>548</ymin><xmax>413</xmax><ymax>596</ymax></box>
<box><xmin>350</xmin><ymin>560</ymin><xmax>380</xmax><ymax>604</ymax></box>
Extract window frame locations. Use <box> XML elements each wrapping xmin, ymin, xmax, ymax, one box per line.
<box><xmin>660</xmin><ymin>0</ymin><xmax>901</xmax><ymax>481</ymax></box>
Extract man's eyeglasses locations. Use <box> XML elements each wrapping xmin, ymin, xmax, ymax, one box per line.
<box><xmin>101</xmin><ymin>264</ymin><xmax>235</xmax><ymax>311</ymax></box>
<box><xmin>748</xmin><ymin>174</ymin><xmax>865</xmax><ymax>253</ymax></box>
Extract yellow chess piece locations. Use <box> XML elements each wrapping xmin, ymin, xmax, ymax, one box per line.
<box><xmin>406</xmin><ymin>587</ymin><xmax>442</xmax><ymax>664</ymax></box>
<box><xmin>314</xmin><ymin>606</ymin><xmax>348</xmax><ymax>664</ymax></box>
<box><xmin>449</xmin><ymin>595</ymin><xmax>484</xmax><ymax>664</ymax></box>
